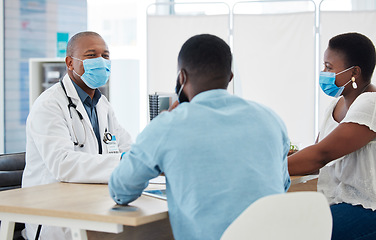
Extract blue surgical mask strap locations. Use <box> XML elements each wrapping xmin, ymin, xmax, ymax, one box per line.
<box><xmin>336</xmin><ymin>66</ymin><xmax>355</xmax><ymax>88</ymax></box>
<box><xmin>341</xmin><ymin>78</ymin><xmax>352</xmax><ymax>88</ymax></box>
<box><xmin>71</xmin><ymin>56</ymin><xmax>83</xmax><ymax>62</ymax></box>
<box><xmin>73</xmin><ymin>69</ymin><xmax>82</xmax><ymax>78</ymax></box>
<box><xmin>71</xmin><ymin>56</ymin><xmax>83</xmax><ymax>78</ymax></box>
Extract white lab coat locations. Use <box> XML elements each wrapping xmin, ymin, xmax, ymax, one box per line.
<box><xmin>22</xmin><ymin>74</ymin><xmax>133</xmax><ymax>240</ymax></box>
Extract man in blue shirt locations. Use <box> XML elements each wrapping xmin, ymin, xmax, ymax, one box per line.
<box><xmin>109</xmin><ymin>34</ymin><xmax>290</xmax><ymax>240</ymax></box>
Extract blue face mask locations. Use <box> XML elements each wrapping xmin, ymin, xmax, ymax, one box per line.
<box><xmin>72</xmin><ymin>57</ymin><xmax>111</xmax><ymax>89</ymax></box>
<box><xmin>319</xmin><ymin>66</ymin><xmax>354</xmax><ymax>98</ymax></box>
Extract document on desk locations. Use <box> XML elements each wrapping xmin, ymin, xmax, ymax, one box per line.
<box><xmin>149</xmin><ymin>176</ymin><xmax>166</xmax><ymax>184</ymax></box>
<box><xmin>143</xmin><ymin>189</ymin><xmax>167</xmax><ymax>200</ymax></box>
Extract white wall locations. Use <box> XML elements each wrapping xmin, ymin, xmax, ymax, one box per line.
<box><xmin>147</xmin><ymin>2</ymin><xmax>316</xmax><ymax>148</ymax></box>
<box><xmin>87</xmin><ymin>0</ymin><xmax>155</xmax><ymax>138</ymax></box>
<box><xmin>233</xmin><ymin>12</ymin><xmax>316</xmax><ymax>148</ymax></box>
<box><xmin>110</xmin><ymin>59</ymin><xmax>140</xmax><ymax>141</ymax></box>
<box><xmin>147</xmin><ymin>14</ymin><xmax>231</xmax><ymax>94</ymax></box>
<box><xmin>146</xmin><ymin>2</ymin><xmax>376</xmax><ymax>149</ymax></box>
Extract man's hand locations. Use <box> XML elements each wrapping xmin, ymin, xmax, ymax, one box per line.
<box><xmin>168</xmin><ymin>100</ymin><xmax>179</xmax><ymax>111</ymax></box>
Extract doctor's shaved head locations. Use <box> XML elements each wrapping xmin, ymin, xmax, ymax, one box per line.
<box><xmin>66</xmin><ymin>31</ymin><xmax>105</xmax><ymax>57</ymax></box>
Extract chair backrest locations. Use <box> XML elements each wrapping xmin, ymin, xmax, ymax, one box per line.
<box><xmin>0</xmin><ymin>152</ymin><xmax>26</xmax><ymax>191</ymax></box>
<box><xmin>221</xmin><ymin>191</ymin><xmax>332</xmax><ymax>240</ymax></box>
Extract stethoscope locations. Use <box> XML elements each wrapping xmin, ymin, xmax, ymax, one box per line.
<box><xmin>103</xmin><ymin>128</ymin><xmax>112</xmax><ymax>144</ymax></box>
<box><xmin>60</xmin><ymin>80</ymin><xmax>87</xmax><ymax>147</ymax></box>
<box><xmin>60</xmin><ymin>80</ymin><xmax>113</xmax><ymax>148</ymax></box>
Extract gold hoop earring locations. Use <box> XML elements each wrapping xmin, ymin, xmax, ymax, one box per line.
<box><xmin>351</xmin><ymin>77</ymin><xmax>357</xmax><ymax>89</ymax></box>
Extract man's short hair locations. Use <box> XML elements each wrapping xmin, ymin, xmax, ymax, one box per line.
<box><xmin>66</xmin><ymin>31</ymin><xmax>103</xmax><ymax>57</ymax></box>
<box><xmin>329</xmin><ymin>32</ymin><xmax>376</xmax><ymax>81</ymax></box>
<box><xmin>178</xmin><ymin>34</ymin><xmax>232</xmax><ymax>80</ymax></box>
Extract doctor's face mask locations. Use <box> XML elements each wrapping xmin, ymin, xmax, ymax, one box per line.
<box><xmin>319</xmin><ymin>66</ymin><xmax>354</xmax><ymax>98</ymax></box>
<box><xmin>72</xmin><ymin>56</ymin><xmax>111</xmax><ymax>89</ymax></box>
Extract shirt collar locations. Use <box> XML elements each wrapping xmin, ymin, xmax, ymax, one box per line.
<box><xmin>71</xmin><ymin>80</ymin><xmax>101</xmax><ymax>107</ymax></box>
<box><xmin>191</xmin><ymin>89</ymin><xmax>229</xmax><ymax>103</ymax></box>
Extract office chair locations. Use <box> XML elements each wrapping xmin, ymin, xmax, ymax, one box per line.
<box><xmin>221</xmin><ymin>191</ymin><xmax>332</xmax><ymax>240</ymax></box>
<box><xmin>0</xmin><ymin>152</ymin><xmax>25</xmax><ymax>191</ymax></box>
<box><xmin>0</xmin><ymin>152</ymin><xmax>26</xmax><ymax>240</ymax></box>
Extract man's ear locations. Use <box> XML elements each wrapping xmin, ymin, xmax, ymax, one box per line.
<box><xmin>65</xmin><ymin>56</ymin><xmax>73</xmax><ymax>71</ymax></box>
<box><xmin>180</xmin><ymin>69</ymin><xmax>188</xmax><ymax>85</ymax></box>
<box><xmin>229</xmin><ymin>72</ymin><xmax>234</xmax><ymax>83</ymax></box>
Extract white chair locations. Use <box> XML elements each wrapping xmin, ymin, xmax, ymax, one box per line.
<box><xmin>221</xmin><ymin>191</ymin><xmax>332</xmax><ymax>240</ymax></box>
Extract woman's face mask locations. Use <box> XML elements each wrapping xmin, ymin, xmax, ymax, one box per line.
<box><xmin>319</xmin><ymin>66</ymin><xmax>354</xmax><ymax>98</ymax></box>
<box><xmin>72</xmin><ymin>56</ymin><xmax>111</xmax><ymax>89</ymax></box>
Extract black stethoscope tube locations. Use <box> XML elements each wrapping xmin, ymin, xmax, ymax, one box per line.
<box><xmin>60</xmin><ymin>80</ymin><xmax>87</xmax><ymax>147</ymax></box>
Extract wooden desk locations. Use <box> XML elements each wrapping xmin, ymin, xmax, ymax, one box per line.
<box><xmin>0</xmin><ymin>183</ymin><xmax>171</xmax><ymax>240</ymax></box>
<box><xmin>290</xmin><ymin>175</ymin><xmax>318</xmax><ymax>185</ymax></box>
<box><xmin>0</xmin><ymin>176</ymin><xmax>318</xmax><ymax>240</ymax></box>
<box><xmin>289</xmin><ymin>175</ymin><xmax>318</xmax><ymax>192</ymax></box>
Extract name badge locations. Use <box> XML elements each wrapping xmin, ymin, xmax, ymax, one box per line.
<box><xmin>107</xmin><ymin>135</ymin><xmax>120</xmax><ymax>154</ymax></box>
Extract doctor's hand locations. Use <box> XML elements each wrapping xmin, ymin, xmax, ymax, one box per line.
<box><xmin>168</xmin><ymin>100</ymin><xmax>179</xmax><ymax>112</ymax></box>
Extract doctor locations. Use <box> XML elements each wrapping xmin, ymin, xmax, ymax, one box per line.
<box><xmin>22</xmin><ymin>31</ymin><xmax>132</xmax><ymax>239</ymax></box>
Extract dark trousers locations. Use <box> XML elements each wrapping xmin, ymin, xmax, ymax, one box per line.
<box><xmin>331</xmin><ymin>203</ymin><xmax>376</xmax><ymax>240</ymax></box>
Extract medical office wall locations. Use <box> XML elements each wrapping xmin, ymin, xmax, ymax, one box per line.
<box><xmin>147</xmin><ymin>2</ymin><xmax>231</xmax><ymax>95</ymax></box>
<box><xmin>147</xmin><ymin>0</ymin><xmax>376</xmax><ymax>148</ymax></box>
<box><xmin>1</xmin><ymin>0</ymin><xmax>87</xmax><ymax>153</ymax></box>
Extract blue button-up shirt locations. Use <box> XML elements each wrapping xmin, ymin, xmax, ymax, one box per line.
<box><xmin>71</xmin><ymin>80</ymin><xmax>102</xmax><ymax>154</ymax></box>
<box><xmin>109</xmin><ymin>89</ymin><xmax>290</xmax><ymax>240</ymax></box>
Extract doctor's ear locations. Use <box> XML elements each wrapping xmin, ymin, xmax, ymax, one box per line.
<box><xmin>65</xmin><ymin>56</ymin><xmax>73</xmax><ymax>71</ymax></box>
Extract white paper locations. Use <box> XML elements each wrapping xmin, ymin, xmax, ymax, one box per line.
<box><xmin>149</xmin><ymin>175</ymin><xmax>166</xmax><ymax>184</ymax></box>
